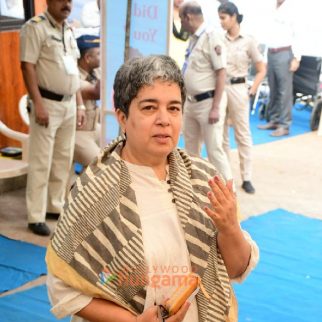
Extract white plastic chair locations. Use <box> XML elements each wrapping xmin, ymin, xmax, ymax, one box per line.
<box><xmin>19</xmin><ymin>94</ymin><xmax>30</xmax><ymax>126</ymax></box>
<box><xmin>0</xmin><ymin>120</ymin><xmax>29</xmax><ymax>179</ymax></box>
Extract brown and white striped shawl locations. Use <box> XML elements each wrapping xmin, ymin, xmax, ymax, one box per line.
<box><xmin>46</xmin><ymin>136</ymin><xmax>233</xmax><ymax>321</ymax></box>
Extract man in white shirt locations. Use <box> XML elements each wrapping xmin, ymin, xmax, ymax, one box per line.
<box><xmin>258</xmin><ymin>0</ymin><xmax>301</xmax><ymax>137</ymax></box>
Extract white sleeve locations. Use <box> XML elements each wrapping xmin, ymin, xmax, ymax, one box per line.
<box><xmin>47</xmin><ymin>272</ymin><xmax>93</xmax><ymax>319</ymax></box>
<box><xmin>231</xmin><ymin>230</ymin><xmax>260</xmax><ymax>283</ymax></box>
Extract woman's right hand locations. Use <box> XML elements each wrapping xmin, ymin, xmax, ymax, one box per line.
<box><xmin>137</xmin><ymin>302</ymin><xmax>190</xmax><ymax>322</ymax></box>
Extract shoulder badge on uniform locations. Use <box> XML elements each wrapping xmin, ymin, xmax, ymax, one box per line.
<box><xmin>214</xmin><ymin>45</ymin><xmax>222</xmax><ymax>56</ymax></box>
<box><xmin>31</xmin><ymin>15</ymin><xmax>45</xmax><ymax>23</ymax></box>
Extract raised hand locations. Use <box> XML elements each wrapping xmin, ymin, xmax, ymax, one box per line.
<box><xmin>204</xmin><ymin>176</ymin><xmax>239</xmax><ymax>235</ymax></box>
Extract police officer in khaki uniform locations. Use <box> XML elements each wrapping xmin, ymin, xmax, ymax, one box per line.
<box><xmin>20</xmin><ymin>0</ymin><xmax>86</xmax><ymax>236</ymax></box>
<box><xmin>180</xmin><ymin>1</ymin><xmax>232</xmax><ymax>180</ymax></box>
<box><xmin>74</xmin><ymin>35</ymin><xmax>101</xmax><ymax>167</ymax></box>
<box><xmin>218</xmin><ymin>2</ymin><xmax>266</xmax><ymax>194</ymax></box>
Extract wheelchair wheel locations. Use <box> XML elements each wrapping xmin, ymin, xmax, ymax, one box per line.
<box><xmin>310</xmin><ymin>99</ymin><xmax>322</xmax><ymax>131</ymax></box>
<box><xmin>258</xmin><ymin>103</ymin><xmax>270</xmax><ymax>121</ymax></box>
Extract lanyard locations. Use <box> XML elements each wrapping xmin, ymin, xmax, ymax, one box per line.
<box><xmin>182</xmin><ymin>30</ymin><xmax>205</xmax><ymax>75</ymax></box>
<box><xmin>186</xmin><ymin>31</ymin><xmax>205</xmax><ymax>59</ymax></box>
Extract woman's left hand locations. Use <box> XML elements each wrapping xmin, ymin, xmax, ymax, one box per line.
<box><xmin>204</xmin><ymin>176</ymin><xmax>239</xmax><ymax>234</ymax></box>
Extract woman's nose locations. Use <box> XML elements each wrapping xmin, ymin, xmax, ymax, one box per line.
<box><xmin>156</xmin><ymin>108</ymin><xmax>170</xmax><ymax>126</ymax></box>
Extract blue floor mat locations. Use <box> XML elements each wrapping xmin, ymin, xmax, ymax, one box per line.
<box><xmin>252</xmin><ymin>103</ymin><xmax>311</xmax><ymax>146</ymax></box>
<box><xmin>1</xmin><ymin>211</ymin><xmax>321</xmax><ymax>321</ymax></box>
<box><xmin>235</xmin><ymin>209</ymin><xmax>322</xmax><ymax>322</ymax></box>
<box><xmin>0</xmin><ymin>235</ymin><xmax>47</xmax><ymax>293</ymax></box>
<box><xmin>0</xmin><ymin>285</ymin><xmax>69</xmax><ymax>322</ymax></box>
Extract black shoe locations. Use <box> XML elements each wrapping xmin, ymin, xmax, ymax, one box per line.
<box><xmin>46</xmin><ymin>212</ymin><xmax>60</xmax><ymax>220</ymax></box>
<box><xmin>28</xmin><ymin>223</ymin><xmax>51</xmax><ymax>236</ymax></box>
<box><xmin>242</xmin><ymin>181</ymin><xmax>255</xmax><ymax>194</ymax></box>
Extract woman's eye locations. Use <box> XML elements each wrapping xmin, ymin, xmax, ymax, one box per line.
<box><xmin>142</xmin><ymin>105</ymin><xmax>155</xmax><ymax>111</ymax></box>
<box><xmin>169</xmin><ymin>106</ymin><xmax>181</xmax><ymax>112</ymax></box>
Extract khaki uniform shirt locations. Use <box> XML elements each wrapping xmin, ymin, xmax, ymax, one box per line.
<box><xmin>184</xmin><ymin>23</ymin><xmax>227</xmax><ymax>96</ymax></box>
<box><xmin>77</xmin><ymin>67</ymin><xmax>100</xmax><ymax>131</ymax></box>
<box><xmin>20</xmin><ymin>11</ymin><xmax>80</xmax><ymax>95</ymax></box>
<box><xmin>224</xmin><ymin>32</ymin><xmax>263</xmax><ymax>79</ymax></box>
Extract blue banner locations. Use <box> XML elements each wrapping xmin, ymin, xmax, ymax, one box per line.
<box><xmin>102</xmin><ymin>0</ymin><xmax>171</xmax><ymax>143</ymax></box>
<box><xmin>129</xmin><ymin>1</ymin><xmax>170</xmax><ymax>57</ymax></box>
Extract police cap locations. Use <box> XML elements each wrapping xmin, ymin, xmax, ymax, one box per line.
<box><xmin>76</xmin><ymin>35</ymin><xmax>100</xmax><ymax>50</ymax></box>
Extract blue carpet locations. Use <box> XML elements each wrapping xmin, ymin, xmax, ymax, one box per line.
<box><xmin>0</xmin><ymin>235</ymin><xmax>47</xmax><ymax>293</ymax></box>
<box><xmin>253</xmin><ymin>103</ymin><xmax>311</xmax><ymax>146</ymax></box>
<box><xmin>235</xmin><ymin>209</ymin><xmax>322</xmax><ymax>322</ymax></box>
<box><xmin>0</xmin><ymin>285</ymin><xmax>69</xmax><ymax>322</ymax></box>
<box><xmin>177</xmin><ymin>103</ymin><xmax>311</xmax><ymax>157</ymax></box>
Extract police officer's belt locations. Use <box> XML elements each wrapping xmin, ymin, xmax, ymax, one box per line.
<box><xmin>39</xmin><ymin>87</ymin><xmax>72</xmax><ymax>101</ymax></box>
<box><xmin>188</xmin><ymin>90</ymin><xmax>215</xmax><ymax>103</ymax></box>
<box><xmin>230</xmin><ymin>77</ymin><xmax>246</xmax><ymax>85</ymax></box>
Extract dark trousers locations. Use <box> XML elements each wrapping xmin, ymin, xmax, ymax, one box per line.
<box><xmin>267</xmin><ymin>49</ymin><xmax>293</xmax><ymax>129</ymax></box>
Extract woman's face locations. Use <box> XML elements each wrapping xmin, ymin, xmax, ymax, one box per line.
<box><xmin>219</xmin><ymin>12</ymin><xmax>235</xmax><ymax>31</ymax></box>
<box><xmin>116</xmin><ymin>80</ymin><xmax>183</xmax><ymax>165</ymax></box>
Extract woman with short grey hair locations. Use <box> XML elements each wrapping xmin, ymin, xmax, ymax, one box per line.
<box><xmin>46</xmin><ymin>55</ymin><xmax>258</xmax><ymax>322</ymax></box>
<box><xmin>114</xmin><ymin>55</ymin><xmax>186</xmax><ymax>116</ymax></box>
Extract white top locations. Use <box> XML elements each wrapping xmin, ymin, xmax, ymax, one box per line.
<box><xmin>125</xmin><ymin>162</ymin><xmax>199</xmax><ymax>322</ymax></box>
<box><xmin>265</xmin><ymin>1</ymin><xmax>301</xmax><ymax>59</ymax></box>
<box><xmin>47</xmin><ymin>162</ymin><xmax>259</xmax><ymax>321</ymax></box>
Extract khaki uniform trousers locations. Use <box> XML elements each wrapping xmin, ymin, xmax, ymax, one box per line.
<box><xmin>183</xmin><ymin>92</ymin><xmax>232</xmax><ymax>180</ymax></box>
<box><xmin>74</xmin><ymin>124</ymin><xmax>100</xmax><ymax>167</ymax></box>
<box><xmin>223</xmin><ymin>83</ymin><xmax>252</xmax><ymax>181</ymax></box>
<box><xmin>26</xmin><ymin>97</ymin><xmax>76</xmax><ymax>223</ymax></box>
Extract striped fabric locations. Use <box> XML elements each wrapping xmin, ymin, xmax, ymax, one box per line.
<box><xmin>47</xmin><ymin>136</ymin><xmax>232</xmax><ymax>321</ymax></box>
